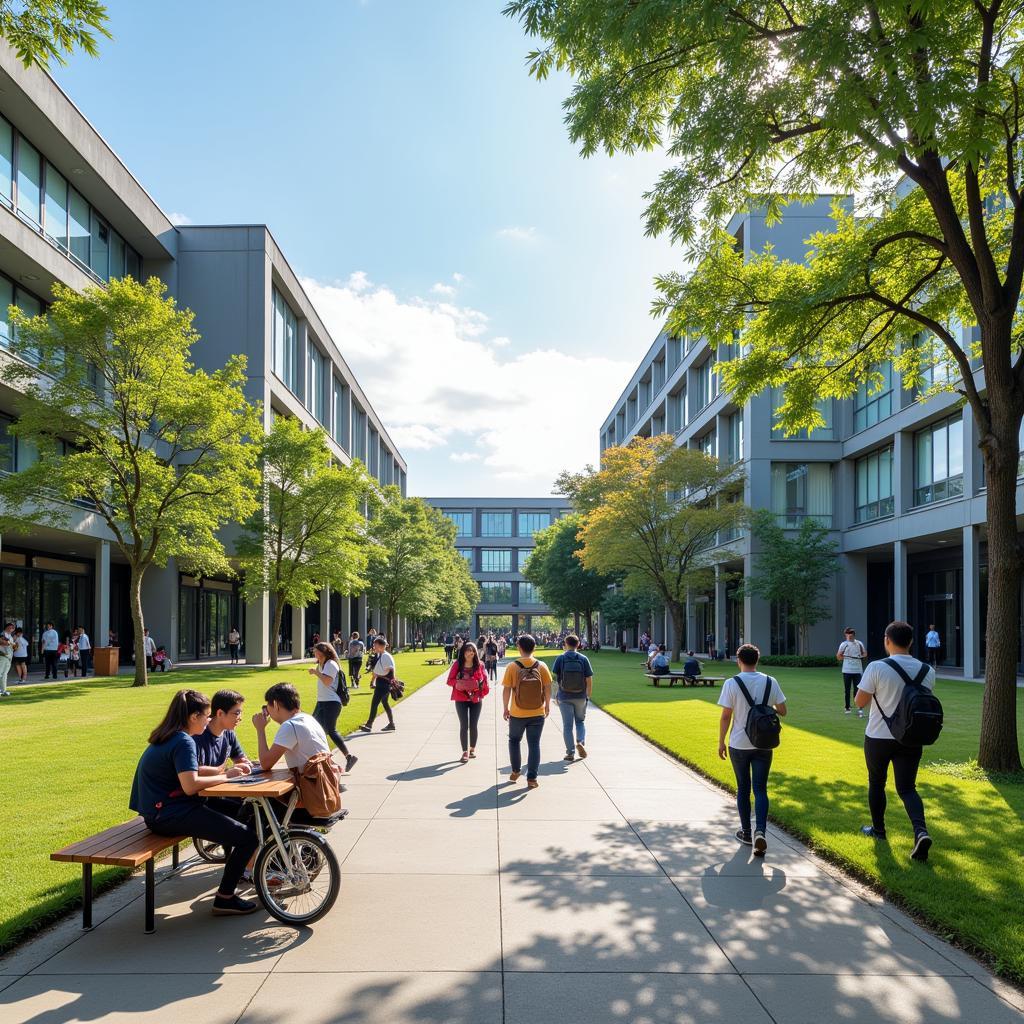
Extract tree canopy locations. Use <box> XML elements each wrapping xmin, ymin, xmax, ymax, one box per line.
<box><xmin>1</xmin><ymin>1</ymin><xmax>110</xmax><ymax>68</ymax></box>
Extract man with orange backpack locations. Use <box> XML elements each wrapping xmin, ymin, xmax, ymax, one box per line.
<box><xmin>501</xmin><ymin>634</ymin><xmax>552</xmax><ymax>790</ymax></box>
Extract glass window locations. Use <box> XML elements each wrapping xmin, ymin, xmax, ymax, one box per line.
<box><xmin>854</xmin><ymin>447</ymin><xmax>894</xmax><ymax>523</ymax></box>
<box><xmin>853</xmin><ymin>361</ymin><xmax>894</xmax><ymax>432</ymax></box>
<box><xmin>0</xmin><ymin>118</ymin><xmax>11</xmax><ymax>204</ymax></box>
<box><xmin>307</xmin><ymin>343</ymin><xmax>326</xmax><ymax>423</ymax></box>
<box><xmin>89</xmin><ymin>212</ymin><xmax>109</xmax><ymax>279</ymax></box>
<box><xmin>456</xmin><ymin>547</ymin><xmax>474</xmax><ymax>567</ymax></box>
<box><xmin>332</xmin><ymin>377</ymin><xmax>349</xmax><ymax>450</ymax></box>
<box><xmin>770</xmin><ymin>387</ymin><xmax>834</xmax><ymax>439</ymax></box>
<box><xmin>481</xmin><ymin>512</ymin><xmax>513</xmax><ymax>537</ymax></box>
<box><xmin>480</xmin><ymin>549</ymin><xmax>512</xmax><ymax>572</ymax></box>
<box><xmin>479</xmin><ymin>581</ymin><xmax>513</xmax><ymax>604</ymax></box>
<box><xmin>697</xmin><ymin>430</ymin><xmax>715</xmax><ymax>458</ymax></box>
<box><xmin>44</xmin><ymin>165</ymin><xmax>68</xmax><ymax>248</ymax></box>
<box><xmin>0</xmin><ymin>274</ymin><xmax>12</xmax><ymax>349</ymax></box>
<box><xmin>271</xmin><ymin>288</ymin><xmax>300</xmax><ymax>394</ymax></box>
<box><xmin>517</xmin><ymin>512</ymin><xmax>550</xmax><ymax>537</ymax></box>
<box><xmin>914</xmin><ymin>415</ymin><xmax>963</xmax><ymax>505</ymax></box>
<box><xmin>444</xmin><ymin>511</ymin><xmax>473</xmax><ymax>536</ymax></box>
<box><xmin>14</xmin><ymin>286</ymin><xmax>41</xmax><ymax>362</ymax></box>
<box><xmin>0</xmin><ymin>414</ymin><xmax>14</xmax><ymax>473</ymax></box>
<box><xmin>770</xmin><ymin>462</ymin><xmax>833</xmax><ymax>527</ymax></box>
<box><xmin>69</xmin><ymin>189</ymin><xmax>90</xmax><ymax>267</ymax></box>
<box><xmin>16</xmin><ymin>137</ymin><xmax>41</xmax><ymax>224</ymax></box>
<box><xmin>692</xmin><ymin>359</ymin><xmax>712</xmax><ymax>413</ymax></box>
<box><xmin>519</xmin><ymin>581</ymin><xmax>541</xmax><ymax>604</ymax></box>
<box><xmin>109</xmin><ymin>231</ymin><xmax>126</xmax><ymax>279</ymax></box>
<box><xmin>126</xmin><ymin>247</ymin><xmax>141</xmax><ymax>281</ymax></box>
<box><xmin>726</xmin><ymin>410</ymin><xmax>743</xmax><ymax>463</ymax></box>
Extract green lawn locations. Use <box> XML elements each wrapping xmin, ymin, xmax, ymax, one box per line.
<box><xmin>0</xmin><ymin>650</ymin><xmax>446</xmax><ymax>952</ymax></box>
<box><xmin>552</xmin><ymin>650</ymin><xmax>1024</xmax><ymax>984</ymax></box>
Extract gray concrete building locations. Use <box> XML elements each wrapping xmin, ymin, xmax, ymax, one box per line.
<box><xmin>0</xmin><ymin>47</ymin><xmax>405</xmax><ymax>666</ymax></box>
<box><xmin>424</xmin><ymin>497</ymin><xmax>572</xmax><ymax>637</ymax></box>
<box><xmin>600</xmin><ymin>195</ymin><xmax>1004</xmax><ymax>674</ymax></box>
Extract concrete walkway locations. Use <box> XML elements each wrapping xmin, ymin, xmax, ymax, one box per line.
<box><xmin>3</xmin><ymin>666</ymin><xmax>1024</xmax><ymax>1024</ymax></box>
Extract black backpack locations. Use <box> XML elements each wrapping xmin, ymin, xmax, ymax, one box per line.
<box><xmin>733</xmin><ymin>675</ymin><xmax>782</xmax><ymax>750</ymax></box>
<box><xmin>875</xmin><ymin>658</ymin><xmax>943</xmax><ymax>746</ymax></box>
<box><xmin>559</xmin><ymin>652</ymin><xmax>587</xmax><ymax>694</ymax></box>
<box><xmin>333</xmin><ymin>663</ymin><xmax>350</xmax><ymax>707</ymax></box>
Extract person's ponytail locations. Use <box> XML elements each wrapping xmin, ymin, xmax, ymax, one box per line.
<box><xmin>149</xmin><ymin>688</ymin><xmax>209</xmax><ymax>745</ymax></box>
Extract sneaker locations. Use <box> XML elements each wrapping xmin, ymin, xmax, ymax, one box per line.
<box><xmin>345</xmin><ymin>754</ymin><xmax>359</xmax><ymax>773</ymax></box>
<box><xmin>509</xmin><ymin>770</ymin><xmax>521</xmax><ymax>783</ymax></box>
<box><xmin>858</xmin><ymin>710</ymin><xmax>865</xmax><ymax>718</ymax></box>
<box><xmin>735</xmin><ymin>829</ymin><xmax>752</xmax><ymax>846</ymax></box>
<box><xmin>911</xmin><ymin>832</ymin><xmax>932</xmax><ymax>862</ymax></box>
<box><xmin>861</xmin><ymin>825</ymin><xmax>887</xmax><ymax>840</ymax></box>
<box><xmin>468</xmin><ymin>750</ymin><xmax>477</xmax><ymax>758</ymax></box>
<box><xmin>358</xmin><ymin>723</ymin><xmax>372</xmax><ymax>733</ymax></box>
<box><xmin>844</xmin><ymin>708</ymin><xmax>851</xmax><ymax>715</ymax></box>
<box><xmin>564</xmin><ymin>752</ymin><xmax>575</xmax><ymax>762</ymax></box>
<box><xmin>212</xmin><ymin>894</ymin><xmax>260</xmax><ymax>915</ymax></box>
<box><xmin>575</xmin><ymin>742</ymin><xmax>587</xmax><ymax>759</ymax></box>
<box><xmin>381</xmin><ymin>723</ymin><xmax>396</xmax><ymax>732</ymax></box>
<box><xmin>753</xmin><ymin>830</ymin><xmax>768</xmax><ymax>856</ymax></box>
<box><xmin>527</xmin><ymin>778</ymin><xmax>539</xmax><ymax>789</ymax></box>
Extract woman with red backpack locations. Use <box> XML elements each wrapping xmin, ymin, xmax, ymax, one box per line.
<box><xmin>447</xmin><ymin>641</ymin><xmax>489</xmax><ymax>763</ymax></box>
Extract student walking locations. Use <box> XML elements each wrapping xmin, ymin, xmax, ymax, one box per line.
<box><xmin>553</xmin><ymin>634</ymin><xmax>593</xmax><ymax>762</ymax></box>
<box><xmin>143</xmin><ymin>628</ymin><xmax>157</xmax><ymax>671</ymax></box>
<box><xmin>717</xmin><ymin>643</ymin><xmax>788</xmax><ymax>856</ymax></box>
<box><xmin>502</xmin><ymin>634</ymin><xmax>552</xmax><ymax>789</ymax></box>
<box><xmin>483</xmin><ymin>635</ymin><xmax>499</xmax><ymax>681</ymax></box>
<box><xmin>346</xmin><ymin>632</ymin><xmax>365</xmax><ymax>688</ymax></box>
<box><xmin>855</xmin><ymin>620</ymin><xmax>936</xmax><ymax>862</ymax></box>
<box><xmin>359</xmin><ymin>636</ymin><xmax>397</xmax><ymax>732</ymax></box>
<box><xmin>447</xmin><ymin>641</ymin><xmax>489</xmax><ymax>762</ymax></box>
<box><xmin>924</xmin><ymin>625</ymin><xmax>941</xmax><ymax>666</ymax></box>
<box><xmin>227</xmin><ymin>626</ymin><xmax>241</xmax><ymax>665</ymax></box>
<box><xmin>837</xmin><ymin>627</ymin><xmax>867</xmax><ymax>717</ymax></box>
<box><xmin>12</xmin><ymin>629</ymin><xmax>28</xmax><ymax>681</ymax></box>
<box><xmin>309</xmin><ymin>642</ymin><xmax>358</xmax><ymax>773</ymax></box>
<box><xmin>76</xmin><ymin>627</ymin><xmax>92</xmax><ymax>676</ymax></box>
<box><xmin>40</xmin><ymin>621</ymin><xmax>59</xmax><ymax>679</ymax></box>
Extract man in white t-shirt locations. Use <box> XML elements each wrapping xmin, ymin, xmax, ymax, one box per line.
<box><xmin>836</xmin><ymin>627</ymin><xmax>867</xmax><ymax>717</ymax></box>
<box><xmin>40</xmin><ymin>622</ymin><xmax>59</xmax><ymax>679</ymax></box>
<box><xmin>0</xmin><ymin>621</ymin><xmax>13</xmax><ymax>696</ymax></box>
<box><xmin>855</xmin><ymin>620</ymin><xmax>935</xmax><ymax>862</ymax></box>
<box><xmin>359</xmin><ymin>635</ymin><xmax>397</xmax><ymax>733</ymax></box>
<box><xmin>142</xmin><ymin>628</ymin><xmax>157</xmax><ymax>671</ymax></box>
<box><xmin>75</xmin><ymin>626</ymin><xmax>92</xmax><ymax>676</ymax></box>
<box><xmin>252</xmin><ymin>682</ymin><xmax>332</xmax><ymax>771</ymax></box>
<box><xmin>717</xmin><ymin>643</ymin><xmax>787</xmax><ymax>857</ymax></box>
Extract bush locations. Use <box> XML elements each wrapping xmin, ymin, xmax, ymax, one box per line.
<box><xmin>758</xmin><ymin>654</ymin><xmax>837</xmax><ymax>668</ymax></box>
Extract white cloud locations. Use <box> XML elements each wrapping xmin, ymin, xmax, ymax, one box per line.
<box><xmin>168</xmin><ymin>212</ymin><xmax>193</xmax><ymax>226</ymax></box>
<box><xmin>452</xmin><ymin>272</ymin><xmax>464</xmax><ymax>283</ymax></box>
<box><xmin>299</xmin><ymin>273</ymin><xmax>633</xmax><ymax>495</ymax></box>
<box><xmin>491</xmin><ymin>336</ymin><xmax>511</xmax><ymax>348</ymax></box>
<box><xmin>431</xmin><ymin>282</ymin><xmax>457</xmax><ymax>297</ymax></box>
<box><xmin>496</xmin><ymin>225</ymin><xmax>538</xmax><ymax>242</ymax></box>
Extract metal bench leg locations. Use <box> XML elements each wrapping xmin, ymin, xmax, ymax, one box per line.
<box><xmin>144</xmin><ymin>860</ymin><xmax>155</xmax><ymax>934</ymax></box>
<box><xmin>172</xmin><ymin>843</ymin><xmax>179</xmax><ymax>869</ymax></box>
<box><xmin>82</xmin><ymin>864</ymin><xmax>93</xmax><ymax>930</ymax></box>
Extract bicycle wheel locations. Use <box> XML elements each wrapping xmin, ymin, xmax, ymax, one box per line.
<box><xmin>193</xmin><ymin>837</ymin><xmax>228</xmax><ymax>863</ymax></box>
<box><xmin>253</xmin><ymin>827</ymin><xmax>340</xmax><ymax>925</ymax></box>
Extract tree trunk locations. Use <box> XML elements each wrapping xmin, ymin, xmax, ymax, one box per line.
<box><xmin>978</xmin><ymin>415</ymin><xmax>1023</xmax><ymax>772</ymax></box>
<box><xmin>573</xmin><ymin>611</ymin><xmax>580</xmax><ymax>636</ymax></box>
<box><xmin>269</xmin><ymin>594</ymin><xmax>285</xmax><ymax>670</ymax></box>
<box><xmin>129</xmin><ymin>565</ymin><xmax>147</xmax><ymax>687</ymax></box>
<box><xmin>669</xmin><ymin>602</ymin><xmax>684</xmax><ymax>662</ymax></box>
<box><xmin>585</xmin><ymin>608</ymin><xmax>594</xmax><ymax>647</ymax></box>
<box><xmin>799</xmin><ymin>622</ymin><xmax>809</xmax><ymax>658</ymax></box>
<box><xmin>387</xmin><ymin>608</ymin><xmax>396</xmax><ymax>649</ymax></box>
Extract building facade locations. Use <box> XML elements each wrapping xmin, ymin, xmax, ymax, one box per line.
<box><xmin>0</xmin><ymin>48</ymin><xmax>405</xmax><ymax>666</ymax></box>
<box><xmin>424</xmin><ymin>497</ymin><xmax>572</xmax><ymax>637</ymax></box>
<box><xmin>600</xmin><ymin>196</ymin><xmax>1010</xmax><ymax>675</ymax></box>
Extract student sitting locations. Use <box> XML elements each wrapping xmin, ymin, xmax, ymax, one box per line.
<box><xmin>153</xmin><ymin>646</ymin><xmax>171</xmax><ymax>672</ymax></box>
<box><xmin>683</xmin><ymin>651</ymin><xmax>702</xmax><ymax>681</ymax></box>
<box><xmin>251</xmin><ymin>682</ymin><xmax>334</xmax><ymax>773</ymax></box>
<box><xmin>130</xmin><ymin>688</ymin><xmax>260</xmax><ymax>915</ymax></box>
<box><xmin>650</xmin><ymin>645</ymin><xmax>671</xmax><ymax>675</ymax></box>
<box><xmin>194</xmin><ymin>689</ymin><xmax>252</xmax><ymax>773</ymax></box>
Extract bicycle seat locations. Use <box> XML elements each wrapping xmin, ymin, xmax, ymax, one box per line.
<box><xmin>291</xmin><ymin>807</ymin><xmax>349</xmax><ymax>827</ymax></box>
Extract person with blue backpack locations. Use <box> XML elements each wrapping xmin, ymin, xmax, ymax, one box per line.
<box><xmin>552</xmin><ymin>634</ymin><xmax>594</xmax><ymax>762</ymax></box>
<box><xmin>717</xmin><ymin>643</ymin><xmax>787</xmax><ymax>856</ymax></box>
<box><xmin>855</xmin><ymin>620</ymin><xmax>942</xmax><ymax>862</ymax></box>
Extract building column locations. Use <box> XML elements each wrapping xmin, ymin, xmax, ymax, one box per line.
<box><xmin>245</xmin><ymin>593</ymin><xmax>268</xmax><ymax>665</ymax></box>
<box><xmin>841</xmin><ymin>553</ymin><xmax>868</xmax><ymax>639</ymax></box>
<box><xmin>319</xmin><ymin>586</ymin><xmax>330</xmax><ymax>644</ymax></box>
<box><xmin>340</xmin><ymin>591</ymin><xmax>352</xmax><ymax>640</ymax></box>
<box><xmin>743</xmin><ymin>553</ymin><xmax>771</xmax><ymax>652</ymax></box>
<box><xmin>894</xmin><ymin>539</ymin><xmax>908</xmax><ymax>622</ymax></box>
<box><xmin>714</xmin><ymin>566</ymin><xmax>727</xmax><ymax>658</ymax></box>
<box><xmin>511</xmin><ymin>614</ymin><xmax>520</xmax><ymax>635</ymax></box>
<box><xmin>357</xmin><ymin>594</ymin><xmax>368</xmax><ymax>636</ymax></box>
<box><xmin>963</xmin><ymin>525</ymin><xmax>981</xmax><ymax>679</ymax></box>
<box><xmin>685</xmin><ymin>590</ymin><xmax>696</xmax><ymax>655</ymax></box>
<box><xmin>291</xmin><ymin>603</ymin><xmax>305</xmax><ymax>660</ymax></box>
<box><xmin>94</xmin><ymin>539</ymin><xmax>110</xmax><ymax>648</ymax></box>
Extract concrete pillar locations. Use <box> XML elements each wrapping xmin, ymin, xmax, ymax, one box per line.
<box><xmin>319</xmin><ymin>586</ymin><xmax>330</xmax><ymax>645</ymax></box>
<box><xmin>963</xmin><ymin>525</ymin><xmax>981</xmax><ymax>678</ymax></box>
<box><xmin>512</xmin><ymin>613</ymin><xmax>520</xmax><ymax>634</ymax></box>
<box><xmin>714</xmin><ymin>567</ymin><xmax>727</xmax><ymax>658</ymax></box>
<box><xmin>340</xmin><ymin>591</ymin><xmax>351</xmax><ymax>640</ymax></box>
<box><xmin>841</xmin><ymin>552</ymin><xmax>868</xmax><ymax>638</ymax></box>
<box><xmin>743</xmin><ymin>552</ymin><xmax>771</xmax><ymax>651</ymax></box>
<box><xmin>140</xmin><ymin>558</ymin><xmax>177</xmax><ymax>658</ymax></box>
<box><xmin>685</xmin><ymin>590</ymin><xmax>696</xmax><ymax>654</ymax></box>
<box><xmin>894</xmin><ymin>539</ymin><xmax>908</xmax><ymax>621</ymax></box>
<box><xmin>245</xmin><ymin>593</ymin><xmax>268</xmax><ymax>665</ymax></box>
<box><xmin>893</xmin><ymin>430</ymin><xmax>913</xmax><ymax>515</ymax></box>
<box><xmin>357</xmin><ymin>594</ymin><xmax>367</xmax><ymax>636</ymax></box>
<box><xmin>94</xmin><ymin>539</ymin><xmax>110</xmax><ymax>648</ymax></box>
<box><xmin>291</xmin><ymin>602</ymin><xmax>305</xmax><ymax>660</ymax></box>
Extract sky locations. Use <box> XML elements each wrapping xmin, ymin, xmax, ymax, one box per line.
<box><xmin>52</xmin><ymin>0</ymin><xmax>678</xmax><ymax>497</ymax></box>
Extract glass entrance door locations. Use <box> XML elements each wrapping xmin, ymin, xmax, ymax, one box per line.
<box><xmin>918</xmin><ymin>568</ymin><xmax>961</xmax><ymax>666</ymax></box>
<box><xmin>36</xmin><ymin>572</ymin><xmax>72</xmax><ymax>647</ymax></box>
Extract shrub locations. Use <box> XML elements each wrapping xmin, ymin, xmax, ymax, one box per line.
<box><xmin>758</xmin><ymin>655</ymin><xmax>837</xmax><ymax>668</ymax></box>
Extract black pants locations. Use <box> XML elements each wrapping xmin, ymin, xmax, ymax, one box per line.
<box><xmin>485</xmin><ymin>659</ymin><xmax>497</xmax><ymax>681</ymax></box>
<box><xmin>43</xmin><ymin>650</ymin><xmax>58</xmax><ymax>679</ymax></box>
<box><xmin>313</xmin><ymin>700</ymin><xmax>350</xmax><ymax>755</ymax></box>
<box><xmin>842</xmin><ymin>672</ymin><xmax>861</xmax><ymax>710</ymax></box>
<box><xmin>367</xmin><ymin>677</ymin><xmax>394</xmax><ymax>726</ymax></box>
<box><xmin>347</xmin><ymin>657</ymin><xmax>362</xmax><ymax>683</ymax></box>
<box><xmin>864</xmin><ymin>736</ymin><xmax>927</xmax><ymax>837</ymax></box>
<box><xmin>79</xmin><ymin>649</ymin><xmax>92</xmax><ymax>675</ymax></box>
<box><xmin>229</xmin><ymin>643</ymin><xmax>239</xmax><ymax>664</ymax></box>
<box><xmin>147</xmin><ymin>798</ymin><xmax>258</xmax><ymax>896</ymax></box>
<box><xmin>456</xmin><ymin>701</ymin><xmax>482</xmax><ymax>750</ymax></box>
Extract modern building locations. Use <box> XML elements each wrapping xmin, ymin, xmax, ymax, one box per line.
<box><xmin>0</xmin><ymin>46</ymin><xmax>406</xmax><ymax>666</ymax></box>
<box><xmin>424</xmin><ymin>497</ymin><xmax>572</xmax><ymax>637</ymax></box>
<box><xmin>600</xmin><ymin>195</ymin><xmax>1007</xmax><ymax>675</ymax></box>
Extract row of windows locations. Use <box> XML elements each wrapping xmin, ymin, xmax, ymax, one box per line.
<box><xmin>478</xmin><ymin>581</ymin><xmax>542</xmax><ymax>605</ymax></box>
<box><xmin>0</xmin><ymin>116</ymin><xmax>142</xmax><ymax>284</ymax></box>
<box><xmin>444</xmin><ymin>511</ymin><xmax>553</xmax><ymax>538</ymax></box>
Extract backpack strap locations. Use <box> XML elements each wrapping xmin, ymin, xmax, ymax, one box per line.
<box><xmin>762</xmin><ymin>676</ymin><xmax>775</xmax><ymax>707</ymax></box>
<box><xmin>732</xmin><ymin>675</ymin><xmax>757</xmax><ymax>708</ymax></box>
<box><xmin>883</xmin><ymin>657</ymin><xmax>930</xmax><ymax>688</ymax></box>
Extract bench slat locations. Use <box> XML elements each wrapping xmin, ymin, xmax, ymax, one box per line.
<box><xmin>52</xmin><ymin>818</ymin><xmax>185</xmax><ymax>867</ymax></box>
<box><xmin>51</xmin><ymin>818</ymin><xmax>151</xmax><ymax>860</ymax></box>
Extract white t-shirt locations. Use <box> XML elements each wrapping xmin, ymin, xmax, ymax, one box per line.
<box><xmin>372</xmin><ymin>651</ymin><xmax>395</xmax><ymax>677</ymax></box>
<box><xmin>647</xmin><ymin>643</ymin><xmax>659</xmax><ymax>657</ymax></box>
<box><xmin>273</xmin><ymin>711</ymin><xmax>330</xmax><ymax>769</ymax></box>
<box><xmin>0</xmin><ymin>631</ymin><xmax>12</xmax><ymax>659</ymax></box>
<box><xmin>858</xmin><ymin>655</ymin><xmax>936</xmax><ymax>741</ymax></box>
<box><xmin>14</xmin><ymin>636</ymin><xmax>28</xmax><ymax>658</ymax></box>
<box><xmin>77</xmin><ymin>632</ymin><xmax>91</xmax><ymax>651</ymax></box>
<box><xmin>837</xmin><ymin>639</ymin><xmax>866</xmax><ymax>673</ymax></box>
<box><xmin>143</xmin><ymin>635</ymin><xmax>157</xmax><ymax>655</ymax></box>
<box><xmin>718</xmin><ymin>671</ymin><xmax>787</xmax><ymax>751</ymax></box>
<box><xmin>41</xmin><ymin>629</ymin><xmax>59</xmax><ymax>651</ymax></box>
<box><xmin>316</xmin><ymin>659</ymin><xmax>342</xmax><ymax>704</ymax></box>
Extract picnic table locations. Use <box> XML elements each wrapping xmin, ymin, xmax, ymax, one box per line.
<box><xmin>425</xmin><ymin>657</ymin><xmax>446</xmax><ymax>665</ymax></box>
<box><xmin>645</xmin><ymin>672</ymin><xmax>724</xmax><ymax>688</ymax></box>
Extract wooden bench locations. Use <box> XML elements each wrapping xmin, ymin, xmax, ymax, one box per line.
<box><xmin>51</xmin><ymin>817</ymin><xmax>186</xmax><ymax>934</ymax></box>
<box><xmin>645</xmin><ymin>673</ymin><xmax>724</xmax><ymax>688</ymax></box>
<box><xmin>424</xmin><ymin>657</ymin><xmax>446</xmax><ymax>666</ymax></box>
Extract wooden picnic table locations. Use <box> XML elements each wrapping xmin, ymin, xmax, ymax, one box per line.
<box><xmin>204</xmin><ymin>767</ymin><xmax>296</xmax><ymax>799</ymax></box>
<box><xmin>645</xmin><ymin>672</ymin><xmax>724</xmax><ymax>688</ymax></box>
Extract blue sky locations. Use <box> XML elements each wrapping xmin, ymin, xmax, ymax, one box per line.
<box><xmin>53</xmin><ymin>0</ymin><xmax>677</xmax><ymax>496</ymax></box>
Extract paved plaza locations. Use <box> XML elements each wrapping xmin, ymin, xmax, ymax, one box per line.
<box><xmin>2</xmin><ymin>665</ymin><xmax>1023</xmax><ymax>1024</ymax></box>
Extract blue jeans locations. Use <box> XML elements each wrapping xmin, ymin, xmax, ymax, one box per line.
<box><xmin>508</xmin><ymin>714</ymin><xmax>545</xmax><ymax>780</ymax></box>
<box><xmin>558</xmin><ymin>697</ymin><xmax>587</xmax><ymax>752</ymax></box>
<box><xmin>728</xmin><ymin>746</ymin><xmax>773</xmax><ymax>834</ymax></box>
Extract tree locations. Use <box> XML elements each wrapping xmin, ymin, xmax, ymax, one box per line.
<box><xmin>0</xmin><ymin>277</ymin><xmax>261</xmax><ymax>684</ymax></box>
<box><xmin>742</xmin><ymin>511</ymin><xmax>840</xmax><ymax>655</ymax></box>
<box><xmin>522</xmin><ymin>513</ymin><xmax>612</xmax><ymax>642</ymax></box>
<box><xmin>560</xmin><ymin>436</ymin><xmax>746</xmax><ymax>661</ymax></box>
<box><xmin>506</xmin><ymin>1</ymin><xmax>1024</xmax><ymax>768</ymax></box>
<box><xmin>237</xmin><ymin>417</ymin><xmax>371</xmax><ymax>669</ymax></box>
<box><xmin>1</xmin><ymin>1</ymin><xmax>110</xmax><ymax>68</ymax></box>
<box><xmin>600</xmin><ymin>588</ymin><xmax>662</xmax><ymax>648</ymax></box>
<box><xmin>365</xmin><ymin>492</ymin><xmax>477</xmax><ymax>645</ymax></box>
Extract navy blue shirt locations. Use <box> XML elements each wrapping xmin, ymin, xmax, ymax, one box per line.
<box><xmin>552</xmin><ymin>650</ymin><xmax>593</xmax><ymax>699</ymax></box>
<box><xmin>193</xmin><ymin>727</ymin><xmax>245</xmax><ymax>768</ymax></box>
<box><xmin>129</xmin><ymin>732</ymin><xmax>199</xmax><ymax>819</ymax></box>
<box><xmin>684</xmin><ymin>657</ymin><xmax>701</xmax><ymax>676</ymax></box>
